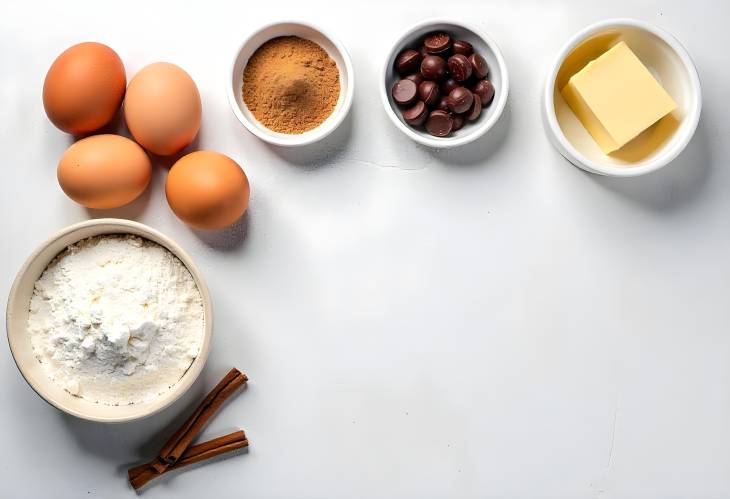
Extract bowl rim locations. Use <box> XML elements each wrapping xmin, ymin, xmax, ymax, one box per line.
<box><xmin>227</xmin><ymin>20</ymin><xmax>355</xmax><ymax>147</ymax></box>
<box><xmin>380</xmin><ymin>18</ymin><xmax>509</xmax><ymax>149</ymax></box>
<box><xmin>543</xmin><ymin>17</ymin><xmax>702</xmax><ymax>177</ymax></box>
<box><xmin>6</xmin><ymin>218</ymin><xmax>213</xmax><ymax>423</ymax></box>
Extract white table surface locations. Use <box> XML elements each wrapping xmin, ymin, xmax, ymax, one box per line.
<box><xmin>2</xmin><ymin>1</ymin><xmax>729</xmax><ymax>497</ymax></box>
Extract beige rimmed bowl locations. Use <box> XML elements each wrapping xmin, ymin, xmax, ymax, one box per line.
<box><xmin>6</xmin><ymin>219</ymin><xmax>213</xmax><ymax>423</ymax></box>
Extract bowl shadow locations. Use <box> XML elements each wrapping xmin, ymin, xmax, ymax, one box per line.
<box><xmin>420</xmin><ymin>101</ymin><xmax>512</xmax><ymax>167</ymax></box>
<box><xmin>58</xmin><ymin>368</ymin><xmax>250</xmax><ymax>482</ymax></box>
<box><xmin>263</xmin><ymin>109</ymin><xmax>354</xmax><ymax>170</ymax></box>
<box><xmin>190</xmin><ymin>213</ymin><xmax>249</xmax><ymax>252</ymax></box>
<box><xmin>57</xmin><ymin>374</ymin><xmax>209</xmax><ymax>464</ymax></box>
<box><xmin>587</xmin><ymin>117</ymin><xmax>712</xmax><ymax>212</ymax></box>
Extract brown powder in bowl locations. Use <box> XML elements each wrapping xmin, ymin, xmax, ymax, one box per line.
<box><xmin>242</xmin><ymin>36</ymin><xmax>340</xmax><ymax>134</ymax></box>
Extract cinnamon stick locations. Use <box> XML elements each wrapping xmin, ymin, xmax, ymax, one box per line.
<box><xmin>156</xmin><ymin>368</ymin><xmax>247</xmax><ymax>470</ymax></box>
<box><xmin>177</xmin><ymin>430</ymin><xmax>248</xmax><ymax>466</ymax></box>
<box><xmin>129</xmin><ymin>430</ymin><xmax>248</xmax><ymax>490</ymax></box>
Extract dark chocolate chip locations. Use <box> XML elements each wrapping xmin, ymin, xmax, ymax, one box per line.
<box><xmin>469</xmin><ymin>53</ymin><xmax>489</xmax><ymax>79</ymax></box>
<box><xmin>472</xmin><ymin>79</ymin><xmax>495</xmax><ymax>106</ymax></box>
<box><xmin>452</xmin><ymin>114</ymin><xmax>465</xmax><ymax>131</ymax></box>
<box><xmin>447</xmin><ymin>87</ymin><xmax>474</xmax><ymax>114</ymax></box>
<box><xmin>466</xmin><ymin>94</ymin><xmax>482</xmax><ymax>121</ymax></box>
<box><xmin>404</xmin><ymin>72</ymin><xmax>424</xmax><ymax>86</ymax></box>
<box><xmin>418</xmin><ymin>80</ymin><xmax>440</xmax><ymax>107</ymax></box>
<box><xmin>447</xmin><ymin>54</ymin><xmax>472</xmax><ymax>82</ymax></box>
<box><xmin>391</xmin><ymin>79</ymin><xmax>418</xmax><ymax>106</ymax></box>
<box><xmin>423</xmin><ymin>32</ymin><xmax>451</xmax><ymax>54</ymax></box>
<box><xmin>395</xmin><ymin>49</ymin><xmax>422</xmax><ymax>76</ymax></box>
<box><xmin>403</xmin><ymin>101</ymin><xmax>428</xmax><ymax>126</ymax></box>
<box><xmin>425</xmin><ymin>110</ymin><xmax>453</xmax><ymax>137</ymax></box>
<box><xmin>437</xmin><ymin>96</ymin><xmax>451</xmax><ymax>112</ymax></box>
<box><xmin>420</xmin><ymin>55</ymin><xmax>447</xmax><ymax>81</ymax></box>
<box><xmin>440</xmin><ymin>78</ymin><xmax>459</xmax><ymax>96</ymax></box>
<box><xmin>452</xmin><ymin>40</ymin><xmax>473</xmax><ymax>56</ymax></box>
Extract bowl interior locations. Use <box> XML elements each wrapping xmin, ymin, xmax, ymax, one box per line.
<box><xmin>6</xmin><ymin>220</ymin><xmax>212</xmax><ymax>423</ymax></box>
<box><xmin>230</xmin><ymin>22</ymin><xmax>351</xmax><ymax>145</ymax></box>
<box><xmin>552</xmin><ymin>24</ymin><xmax>697</xmax><ymax>168</ymax></box>
<box><xmin>383</xmin><ymin>22</ymin><xmax>506</xmax><ymax>147</ymax></box>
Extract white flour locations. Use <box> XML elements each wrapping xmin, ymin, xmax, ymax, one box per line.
<box><xmin>28</xmin><ymin>235</ymin><xmax>204</xmax><ymax>405</ymax></box>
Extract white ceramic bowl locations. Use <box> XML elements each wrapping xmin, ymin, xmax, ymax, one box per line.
<box><xmin>6</xmin><ymin>219</ymin><xmax>213</xmax><ymax>423</ymax></box>
<box><xmin>381</xmin><ymin>19</ymin><xmax>509</xmax><ymax>149</ymax></box>
<box><xmin>228</xmin><ymin>21</ymin><xmax>354</xmax><ymax>147</ymax></box>
<box><xmin>543</xmin><ymin>18</ymin><xmax>701</xmax><ymax>177</ymax></box>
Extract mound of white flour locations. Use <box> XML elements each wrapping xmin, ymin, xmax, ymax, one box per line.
<box><xmin>28</xmin><ymin>235</ymin><xmax>204</xmax><ymax>405</ymax></box>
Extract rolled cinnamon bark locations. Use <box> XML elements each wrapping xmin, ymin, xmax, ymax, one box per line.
<box><xmin>157</xmin><ymin>368</ymin><xmax>248</xmax><ymax>468</ymax></box>
<box><xmin>177</xmin><ymin>430</ymin><xmax>248</xmax><ymax>466</ymax></box>
<box><xmin>129</xmin><ymin>430</ymin><xmax>249</xmax><ymax>490</ymax></box>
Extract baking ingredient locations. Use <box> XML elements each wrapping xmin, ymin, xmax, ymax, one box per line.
<box><xmin>469</xmin><ymin>53</ymin><xmax>489</xmax><ymax>79</ymax></box>
<box><xmin>424</xmin><ymin>32</ymin><xmax>451</xmax><ymax>54</ymax></box>
<box><xmin>472</xmin><ymin>80</ymin><xmax>495</xmax><ymax>106</ymax></box>
<box><xmin>466</xmin><ymin>94</ymin><xmax>482</xmax><ymax>121</ymax></box>
<box><xmin>403</xmin><ymin>101</ymin><xmax>428</xmax><ymax>126</ymax></box>
<box><xmin>561</xmin><ymin>41</ymin><xmax>677</xmax><ymax>154</ymax></box>
<box><xmin>425</xmin><ymin>110</ymin><xmax>453</xmax><ymax>137</ymax></box>
<box><xmin>441</xmin><ymin>77</ymin><xmax>458</xmax><ymax>95</ymax></box>
<box><xmin>128</xmin><ymin>368</ymin><xmax>248</xmax><ymax>489</ymax></box>
<box><xmin>242</xmin><ymin>36</ymin><xmax>340</xmax><ymax>134</ymax></box>
<box><xmin>448</xmin><ymin>87</ymin><xmax>474</xmax><ymax>114</ymax></box>
<box><xmin>448</xmin><ymin>54</ymin><xmax>472</xmax><ymax>82</ymax></box>
<box><xmin>452</xmin><ymin>40</ymin><xmax>473</xmax><ymax>55</ymax></box>
<box><xmin>28</xmin><ymin>235</ymin><xmax>205</xmax><ymax>405</ymax></box>
<box><xmin>124</xmin><ymin>62</ymin><xmax>202</xmax><ymax>156</ymax></box>
<box><xmin>392</xmin><ymin>32</ymin><xmax>496</xmax><ymax>137</ymax></box>
<box><xmin>452</xmin><ymin>114</ymin><xmax>465</xmax><ymax>131</ymax></box>
<box><xmin>418</xmin><ymin>81</ymin><xmax>440</xmax><ymax>107</ymax></box>
<box><xmin>391</xmin><ymin>79</ymin><xmax>418</xmax><ymax>106</ymax></box>
<box><xmin>165</xmin><ymin>151</ymin><xmax>250</xmax><ymax>230</ymax></box>
<box><xmin>420</xmin><ymin>55</ymin><xmax>447</xmax><ymax>81</ymax></box>
<box><xmin>437</xmin><ymin>97</ymin><xmax>450</xmax><ymax>112</ymax></box>
<box><xmin>155</xmin><ymin>369</ymin><xmax>247</xmax><ymax>468</ymax></box>
<box><xmin>131</xmin><ymin>431</ymin><xmax>249</xmax><ymax>489</ymax></box>
<box><xmin>42</xmin><ymin>42</ymin><xmax>126</xmax><ymax>135</ymax></box>
<box><xmin>395</xmin><ymin>49</ymin><xmax>421</xmax><ymax>76</ymax></box>
<box><xmin>405</xmin><ymin>73</ymin><xmax>424</xmax><ymax>86</ymax></box>
<box><xmin>57</xmin><ymin>134</ymin><xmax>151</xmax><ymax>209</ymax></box>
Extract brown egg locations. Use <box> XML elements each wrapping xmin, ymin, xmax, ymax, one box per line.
<box><xmin>43</xmin><ymin>42</ymin><xmax>126</xmax><ymax>135</ymax></box>
<box><xmin>166</xmin><ymin>151</ymin><xmax>249</xmax><ymax>229</ymax></box>
<box><xmin>58</xmin><ymin>134</ymin><xmax>151</xmax><ymax>209</ymax></box>
<box><xmin>124</xmin><ymin>62</ymin><xmax>202</xmax><ymax>156</ymax></box>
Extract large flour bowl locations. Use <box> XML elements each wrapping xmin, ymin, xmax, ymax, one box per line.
<box><xmin>6</xmin><ymin>219</ymin><xmax>213</xmax><ymax>423</ymax></box>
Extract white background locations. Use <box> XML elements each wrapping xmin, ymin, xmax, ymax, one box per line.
<box><xmin>1</xmin><ymin>1</ymin><xmax>729</xmax><ymax>498</ymax></box>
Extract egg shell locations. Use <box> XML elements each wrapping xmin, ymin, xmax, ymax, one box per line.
<box><xmin>124</xmin><ymin>62</ymin><xmax>202</xmax><ymax>156</ymax></box>
<box><xmin>43</xmin><ymin>42</ymin><xmax>126</xmax><ymax>135</ymax></box>
<box><xmin>165</xmin><ymin>151</ymin><xmax>249</xmax><ymax>230</ymax></box>
<box><xmin>57</xmin><ymin>134</ymin><xmax>152</xmax><ymax>209</ymax></box>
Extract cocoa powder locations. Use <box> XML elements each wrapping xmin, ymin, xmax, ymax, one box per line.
<box><xmin>242</xmin><ymin>36</ymin><xmax>340</xmax><ymax>134</ymax></box>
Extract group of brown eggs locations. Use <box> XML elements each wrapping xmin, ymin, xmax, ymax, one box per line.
<box><xmin>43</xmin><ymin>42</ymin><xmax>250</xmax><ymax>230</ymax></box>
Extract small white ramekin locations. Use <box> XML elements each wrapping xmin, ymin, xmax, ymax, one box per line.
<box><xmin>6</xmin><ymin>219</ymin><xmax>213</xmax><ymax>423</ymax></box>
<box><xmin>228</xmin><ymin>21</ymin><xmax>354</xmax><ymax>147</ymax></box>
<box><xmin>381</xmin><ymin>19</ymin><xmax>509</xmax><ymax>149</ymax></box>
<box><xmin>543</xmin><ymin>18</ymin><xmax>701</xmax><ymax>177</ymax></box>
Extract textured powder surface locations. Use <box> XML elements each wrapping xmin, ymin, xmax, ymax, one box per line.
<box><xmin>243</xmin><ymin>36</ymin><xmax>340</xmax><ymax>134</ymax></box>
<box><xmin>27</xmin><ymin>235</ymin><xmax>204</xmax><ymax>405</ymax></box>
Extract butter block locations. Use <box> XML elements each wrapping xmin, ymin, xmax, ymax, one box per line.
<box><xmin>561</xmin><ymin>41</ymin><xmax>677</xmax><ymax>154</ymax></box>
